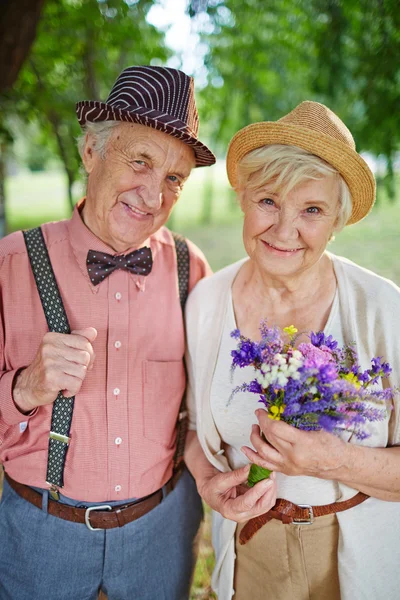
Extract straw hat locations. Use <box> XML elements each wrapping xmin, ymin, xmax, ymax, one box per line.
<box><xmin>226</xmin><ymin>101</ymin><xmax>375</xmax><ymax>225</ymax></box>
<box><xmin>76</xmin><ymin>65</ymin><xmax>215</xmax><ymax>168</ymax></box>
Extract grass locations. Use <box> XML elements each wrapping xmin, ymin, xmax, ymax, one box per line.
<box><xmin>2</xmin><ymin>168</ymin><xmax>400</xmax><ymax>598</ymax></box>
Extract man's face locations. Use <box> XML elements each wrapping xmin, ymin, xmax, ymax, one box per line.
<box><xmin>81</xmin><ymin>122</ymin><xmax>195</xmax><ymax>251</ymax></box>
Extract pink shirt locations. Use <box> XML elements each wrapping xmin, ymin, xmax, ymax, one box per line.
<box><xmin>0</xmin><ymin>204</ymin><xmax>210</xmax><ymax>502</ymax></box>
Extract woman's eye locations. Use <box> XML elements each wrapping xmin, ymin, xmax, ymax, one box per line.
<box><xmin>167</xmin><ymin>175</ymin><xmax>180</xmax><ymax>184</ymax></box>
<box><xmin>306</xmin><ymin>206</ymin><xmax>320</xmax><ymax>214</ymax></box>
<box><xmin>260</xmin><ymin>198</ymin><xmax>275</xmax><ymax>206</ymax></box>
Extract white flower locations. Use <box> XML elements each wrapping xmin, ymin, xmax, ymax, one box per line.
<box><xmin>276</xmin><ymin>373</ymin><xmax>288</xmax><ymax>386</ymax></box>
<box><xmin>274</xmin><ymin>353</ymin><xmax>286</xmax><ymax>366</ymax></box>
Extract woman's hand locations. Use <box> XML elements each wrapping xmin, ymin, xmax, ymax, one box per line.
<box><xmin>241</xmin><ymin>409</ymin><xmax>349</xmax><ymax>479</ymax></box>
<box><xmin>198</xmin><ymin>464</ymin><xmax>277</xmax><ymax>523</ymax></box>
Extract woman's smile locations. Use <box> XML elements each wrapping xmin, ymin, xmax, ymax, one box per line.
<box><xmin>261</xmin><ymin>240</ymin><xmax>304</xmax><ymax>256</ymax></box>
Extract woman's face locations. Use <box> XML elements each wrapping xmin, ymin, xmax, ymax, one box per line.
<box><xmin>241</xmin><ymin>175</ymin><xmax>340</xmax><ymax>279</ymax></box>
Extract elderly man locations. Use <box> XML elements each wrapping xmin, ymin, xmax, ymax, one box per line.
<box><xmin>0</xmin><ymin>66</ymin><xmax>215</xmax><ymax>600</ymax></box>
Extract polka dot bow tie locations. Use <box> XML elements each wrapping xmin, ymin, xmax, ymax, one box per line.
<box><xmin>86</xmin><ymin>247</ymin><xmax>153</xmax><ymax>286</ymax></box>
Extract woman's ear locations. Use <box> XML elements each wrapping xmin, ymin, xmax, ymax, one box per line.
<box><xmin>237</xmin><ymin>188</ymin><xmax>246</xmax><ymax>213</ymax></box>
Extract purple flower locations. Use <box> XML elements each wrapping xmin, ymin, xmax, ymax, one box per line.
<box><xmin>310</xmin><ymin>331</ymin><xmax>338</xmax><ymax>351</ymax></box>
<box><xmin>230</xmin><ymin>322</ymin><xmax>393</xmax><ymax>441</ymax></box>
<box><xmin>298</xmin><ymin>343</ymin><xmax>334</xmax><ymax>368</ymax></box>
<box><xmin>318</xmin><ymin>363</ymin><xmax>338</xmax><ymax>383</ymax></box>
<box><xmin>231</xmin><ymin>340</ymin><xmax>261</xmax><ymax>368</ymax></box>
<box><xmin>370</xmin><ymin>356</ymin><xmax>392</xmax><ymax>378</ymax></box>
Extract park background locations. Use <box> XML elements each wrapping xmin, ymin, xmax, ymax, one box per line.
<box><xmin>0</xmin><ymin>0</ymin><xmax>399</xmax><ymax>598</ymax></box>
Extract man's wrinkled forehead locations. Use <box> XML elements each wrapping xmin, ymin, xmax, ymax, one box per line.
<box><xmin>107</xmin><ymin>121</ymin><xmax>195</xmax><ymax>171</ymax></box>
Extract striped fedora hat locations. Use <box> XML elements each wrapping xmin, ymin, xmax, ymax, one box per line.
<box><xmin>226</xmin><ymin>101</ymin><xmax>375</xmax><ymax>225</ymax></box>
<box><xmin>76</xmin><ymin>65</ymin><xmax>215</xmax><ymax>167</ymax></box>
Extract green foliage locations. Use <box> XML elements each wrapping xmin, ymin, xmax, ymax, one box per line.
<box><xmin>3</xmin><ymin>0</ymin><xmax>169</xmax><ymax>208</ymax></box>
<box><xmin>195</xmin><ymin>0</ymin><xmax>399</xmax><ymax>196</ymax></box>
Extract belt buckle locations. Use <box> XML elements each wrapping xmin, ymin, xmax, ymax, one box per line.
<box><xmin>292</xmin><ymin>504</ymin><xmax>314</xmax><ymax>525</ymax></box>
<box><xmin>85</xmin><ymin>505</ymin><xmax>112</xmax><ymax>531</ymax></box>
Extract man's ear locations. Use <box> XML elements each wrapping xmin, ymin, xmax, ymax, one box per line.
<box><xmin>81</xmin><ymin>133</ymin><xmax>96</xmax><ymax>174</ymax></box>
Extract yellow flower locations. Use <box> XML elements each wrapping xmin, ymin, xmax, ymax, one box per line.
<box><xmin>343</xmin><ymin>372</ymin><xmax>361</xmax><ymax>389</ymax></box>
<box><xmin>283</xmin><ymin>325</ymin><xmax>298</xmax><ymax>337</ymax></box>
<box><xmin>268</xmin><ymin>404</ymin><xmax>285</xmax><ymax>420</ymax></box>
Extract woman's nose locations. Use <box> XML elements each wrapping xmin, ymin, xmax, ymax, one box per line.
<box><xmin>271</xmin><ymin>212</ymin><xmax>298</xmax><ymax>240</ymax></box>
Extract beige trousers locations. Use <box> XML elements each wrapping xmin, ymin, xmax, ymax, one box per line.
<box><xmin>234</xmin><ymin>513</ymin><xmax>340</xmax><ymax>600</ymax></box>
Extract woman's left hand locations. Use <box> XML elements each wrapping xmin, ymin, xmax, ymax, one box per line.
<box><xmin>241</xmin><ymin>409</ymin><xmax>350</xmax><ymax>479</ymax></box>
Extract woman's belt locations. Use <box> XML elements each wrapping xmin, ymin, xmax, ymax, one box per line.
<box><xmin>239</xmin><ymin>491</ymin><xmax>369</xmax><ymax>545</ymax></box>
<box><xmin>4</xmin><ymin>470</ymin><xmax>182</xmax><ymax>531</ymax></box>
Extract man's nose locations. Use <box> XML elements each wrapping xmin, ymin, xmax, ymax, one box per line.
<box><xmin>137</xmin><ymin>179</ymin><xmax>163</xmax><ymax>210</ymax></box>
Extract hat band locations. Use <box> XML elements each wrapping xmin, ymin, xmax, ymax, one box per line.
<box><xmin>77</xmin><ymin>101</ymin><xmax>197</xmax><ymax>137</ymax></box>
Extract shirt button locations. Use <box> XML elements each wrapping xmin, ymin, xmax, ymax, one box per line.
<box><xmin>115</xmin><ymin>292</ymin><xmax>122</xmax><ymax>300</ymax></box>
<box><xmin>114</xmin><ymin>341</ymin><xmax>121</xmax><ymax>349</ymax></box>
<box><xmin>115</xmin><ymin>485</ymin><xmax>122</xmax><ymax>492</ymax></box>
<box><xmin>113</xmin><ymin>388</ymin><xmax>120</xmax><ymax>396</ymax></box>
<box><xmin>115</xmin><ymin>437</ymin><xmax>122</xmax><ymax>446</ymax></box>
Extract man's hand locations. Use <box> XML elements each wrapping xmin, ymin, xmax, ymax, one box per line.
<box><xmin>198</xmin><ymin>464</ymin><xmax>277</xmax><ymax>523</ymax></box>
<box><xmin>12</xmin><ymin>328</ymin><xmax>97</xmax><ymax>413</ymax></box>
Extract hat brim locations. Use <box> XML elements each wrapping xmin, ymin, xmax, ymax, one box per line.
<box><xmin>76</xmin><ymin>101</ymin><xmax>216</xmax><ymax>168</ymax></box>
<box><xmin>226</xmin><ymin>122</ymin><xmax>375</xmax><ymax>225</ymax></box>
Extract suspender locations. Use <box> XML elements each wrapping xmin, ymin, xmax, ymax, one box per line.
<box><xmin>171</xmin><ymin>232</ymin><xmax>190</xmax><ymax>473</ymax></box>
<box><xmin>23</xmin><ymin>227</ymin><xmax>190</xmax><ymax>495</ymax></box>
<box><xmin>23</xmin><ymin>228</ymin><xmax>74</xmax><ymax>498</ymax></box>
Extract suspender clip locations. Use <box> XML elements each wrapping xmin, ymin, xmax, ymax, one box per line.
<box><xmin>49</xmin><ymin>431</ymin><xmax>71</xmax><ymax>445</ymax></box>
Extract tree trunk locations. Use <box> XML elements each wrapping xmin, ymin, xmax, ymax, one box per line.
<box><xmin>201</xmin><ymin>169</ymin><xmax>214</xmax><ymax>225</ymax></box>
<box><xmin>0</xmin><ymin>0</ymin><xmax>46</xmax><ymax>93</ymax></box>
<box><xmin>385</xmin><ymin>153</ymin><xmax>396</xmax><ymax>202</ymax></box>
<box><xmin>0</xmin><ymin>142</ymin><xmax>7</xmax><ymax>238</ymax></box>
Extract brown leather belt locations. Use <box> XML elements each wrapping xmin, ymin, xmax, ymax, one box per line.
<box><xmin>5</xmin><ymin>470</ymin><xmax>182</xmax><ymax>531</ymax></box>
<box><xmin>239</xmin><ymin>491</ymin><xmax>369</xmax><ymax>545</ymax></box>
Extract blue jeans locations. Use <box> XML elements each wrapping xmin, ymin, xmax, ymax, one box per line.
<box><xmin>0</xmin><ymin>468</ymin><xmax>203</xmax><ymax>600</ymax></box>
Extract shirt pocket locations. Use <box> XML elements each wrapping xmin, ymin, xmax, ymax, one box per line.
<box><xmin>142</xmin><ymin>360</ymin><xmax>186</xmax><ymax>448</ymax></box>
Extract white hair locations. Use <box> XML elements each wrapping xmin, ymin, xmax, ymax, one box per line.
<box><xmin>236</xmin><ymin>144</ymin><xmax>352</xmax><ymax>231</ymax></box>
<box><xmin>77</xmin><ymin>121</ymin><xmax>121</xmax><ymax>159</ymax></box>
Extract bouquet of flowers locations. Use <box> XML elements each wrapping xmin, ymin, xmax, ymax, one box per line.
<box><xmin>230</xmin><ymin>322</ymin><xmax>395</xmax><ymax>487</ymax></box>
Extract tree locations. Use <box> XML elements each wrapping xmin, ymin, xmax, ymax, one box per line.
<box><xmin>190</xmin><ymin>0</ymin><xmax>317</xmax><ymax>222</ymax></box>
<box><xmin>0</xmin><ymin>0</ymin><xmax>46</xmax><ymax>93</ymax></box>
<box><xmin>195</xmin><ymin>0</ymin><xmax>399</xmax><ymax>218</ymax></box>
<box><xmin>310</xmin><ymin>0</ymin><xmax>400</xmax><ymax>200</ymax></box>
<box><xmin>3</xmin><ymin>0</ymin><xmax>169</xmax><ymax>218</ymax></box>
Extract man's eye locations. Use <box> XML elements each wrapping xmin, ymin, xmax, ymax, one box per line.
<box><xmin>168</xmin><ymin>175</ymin><xmax>179</xmax><ymax>184</ymax></box>
<box><xmin>134</xmin><ymin>160</ymin><xmax>146</xmax><ymax>166</ymax></box>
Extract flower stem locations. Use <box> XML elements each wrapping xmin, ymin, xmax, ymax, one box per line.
<box><xmin>247</xmin><ymin>464</ymin><xmax>272</xmax><ymax>487</ymax></box>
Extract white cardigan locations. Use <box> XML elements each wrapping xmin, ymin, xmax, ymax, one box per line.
<box><xmin>185</xmin><ymin>253</ymin><xmax>400</xmax><ymax>600</ymax></box>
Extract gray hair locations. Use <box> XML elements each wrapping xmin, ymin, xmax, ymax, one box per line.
<box><xmin>236</xmin><ymin>144</ymin><xmax>353</xmax><ymax>232</ymax></box>
<box><xmin>77</xmin><ymin>121</ymin><xmax>121</xmax><ymax>159</ymax></box>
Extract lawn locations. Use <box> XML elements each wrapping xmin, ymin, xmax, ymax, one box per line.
<box><xmin>2</xmin><ymin>167</ymin><xmax>400</xmax><ymax>599</ymax></box>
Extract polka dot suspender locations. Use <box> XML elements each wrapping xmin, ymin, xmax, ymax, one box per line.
<box><xmin>171</xmin><ymin>232</ymin><xmax>190</xmax><ymax>473</ymax></box>
<box><xmin>23</xmin><ymin>227</ymin><xmax>74</xmax><ymax>498</ymax></box>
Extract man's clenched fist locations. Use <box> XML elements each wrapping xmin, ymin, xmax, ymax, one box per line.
<box><xmin>12</xmin><ymin>327</ymin><xmax>97</xmax><ymax>413</ymax></box>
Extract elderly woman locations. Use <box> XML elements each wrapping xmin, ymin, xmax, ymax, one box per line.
<box><xmin>184</xmin><ymin>101</ymin><xmax>400</xmax><ymax>600</ymax></box>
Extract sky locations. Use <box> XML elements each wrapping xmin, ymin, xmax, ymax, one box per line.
<box><xmin>147</xmin><ymin>0</ymin><xmax>211</xmax><ymax>85</ymax></box>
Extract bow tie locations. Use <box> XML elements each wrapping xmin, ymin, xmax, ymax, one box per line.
<box><xmin>86</xmin><ymin>247</ymin><xmax>153</xmax><ymax>286</ymax></box>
